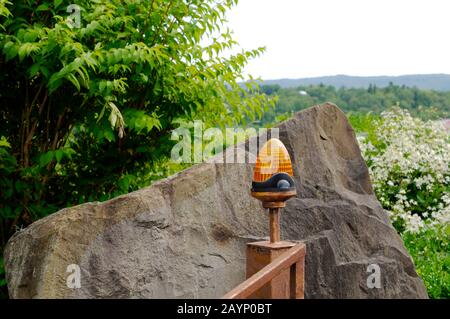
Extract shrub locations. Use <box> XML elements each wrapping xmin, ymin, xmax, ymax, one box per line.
<box><xmin>357</xmin><ymin>107</ymin><xmax>450</xmax><ymax>234</ymax></box>
<box><xmin>0</xmin><ymin>0</ymin><xmax>274</xmax><ymax>298</ymax></box>
<box><xmin>355</xmin><ymin>107</ymin><xmax>450</xmax><ymax>298</ymax></box>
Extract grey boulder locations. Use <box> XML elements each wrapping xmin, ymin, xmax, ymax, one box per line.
<box><xmin>4</xmin><ymin>103</ymin><xmax>428</xmax><ymax>298</ymax></box>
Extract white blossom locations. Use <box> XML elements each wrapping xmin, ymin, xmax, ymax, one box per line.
<box><xmin>357</xmin><ymin>107</ymin><xmax>449</xmax><ymax>234</ymax></box>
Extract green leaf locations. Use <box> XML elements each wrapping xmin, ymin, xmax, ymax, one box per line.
<box><xmin>445</xmin><ymin>225</ymin><xmax>450</xmax><ymax>237</ymax></box>
<box><xmin>54</xmin><ymin>0</ymin><xmax>63</xmax><ymax>9</ymax></box>
<box><xmin>66</xmin><ymin>73</ymin><xmax>80</xmax><ymax>91</ymax></box>
<box><xmin>40</xmin><ymin>65</ymin><xmax>50</xmax><ymax>79</ymax></box>
<box><xmin>14</xmin><ymin>180</ymin><xmax>26</xmax><ymax>193</ymax></box>
<box><xmin>28</xmin><ymin>63</ymin><xmax>41</xmax><ymax>77</ymax></box>
<box><xmin>3</xmin><ymin>41</ymin><xmax>18</xmax><ymax>60</ymax></box>
<box><xmin>417</xmin><ymin>193</ymin><xmax>425</xmax><ymax>204</ymax></box>
<box><xmin>0</xmin><ymin>136</ymin><xmax>10</xmax><ymax>148</ymax></box>
<box><xmin>39</xmin><ymin>151</ymin><xmax>54</xmax><ymax>167</ymax></box>
<box><xmin>103</xmin><ymin>129</ymin><xmax>115</xmax><ymax>142</ymax></box>
<box><xmin>97</xmin><ymin>105</ymin><xmax>106</xmax><ymax>122</ymax></box>
<box><xmin>48</xmin><ymin>75</ymin><xmax>62</xmax><ymax>92</ymax></box>
<box><xmin>63</xmin><ymin>147</ymin><xmax>76</xmax><ymax>159</ymax></box>
<box><xmin>55</xmin><ymin>149</ymin><xmax>64</xmax><ymax>163</ymax></box>
<box><xmin>118</xmin><ymin>175</ymin><xmax>131</xmax><ymax>191</ymax></box>
<box><xmin>36</xmin><ymin>3</ymin><xmax>51</xmax><ymax>11</ymax></box>
<box><xmin>23</xmin><ymin>30</ymin><xmax>38</xmax><ymax>42</ymax></box>
<box><xmin>18</xmin><ymin>43</ymin><xmax>40</xmax><ymax>61</ymax></box>
<box><xmin>123</xmin><ymin>109</ymin><xmax>161</xmax><ymax>133</ymax></box>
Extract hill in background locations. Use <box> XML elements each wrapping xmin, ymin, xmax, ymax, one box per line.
<box><xmin>262</xmin><ymin>74</ymin><xmax>450</xmax><ymax>91</ymax></box>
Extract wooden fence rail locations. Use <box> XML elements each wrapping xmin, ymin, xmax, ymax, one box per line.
<box><xmin>221</xmin><ymin>243</ymin><xmax>305</xmax><ymax>299</ymax></box>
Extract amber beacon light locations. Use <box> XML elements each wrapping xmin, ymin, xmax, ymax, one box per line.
<box><xmin>251</xmin><ymin>138</ymin><xmax>296</xmax><ymax>243</ymax></box>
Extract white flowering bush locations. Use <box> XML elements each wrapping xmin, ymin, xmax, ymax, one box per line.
<box><xmin>353</xmin><ymin>107</ymin><xmax>450</xmax><ymax>298</ymax></box>
<box><xmin>357</xmin><ymin>107</ymin><xmax>450</xmax><ymax>234</ymax></box>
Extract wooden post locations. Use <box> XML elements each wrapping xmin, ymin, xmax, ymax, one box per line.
<box><xmin>222</xmin><ymin>244</ymin><xmax>305</xmax><ymax>299</ymax></box>
<box><xmin>269</xmin><ymin>208</ymin><xmax>280</xmax><ymax>243</ymax></box>
<box><xmin>246</xmin><ymin>241</ymin><xmax>303</xmax><ymax>299</ymax></box>
<box><xmin>289</xmin><ymin>260</ymin><xmax>305</xmax><ymax>299</ymax></box>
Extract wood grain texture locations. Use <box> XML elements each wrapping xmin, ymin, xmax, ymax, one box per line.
<box><xmin>222</xmin><ymin>243</ymin><xmax>306</xmax><ymax>299</ymax></box>
<box><xmin>250</xmin><ymin>190</ymin><xmax>296</xmax><ymax>203</ymax></box>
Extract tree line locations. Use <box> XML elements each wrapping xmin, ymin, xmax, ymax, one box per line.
<box><xmin>257</xmin><ymin>83</ymin><xmax>450</xmax><ymax>125</ymax></box>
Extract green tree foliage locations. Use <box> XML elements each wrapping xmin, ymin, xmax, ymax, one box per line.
<box><xmin>0</xmin><ymin>0</ymin><xmax>274</xmax><ymax>297</ymax></box>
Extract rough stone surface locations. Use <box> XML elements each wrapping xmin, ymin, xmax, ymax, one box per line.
<box><xmin>4</xmin><ymin>103</ymin><xmax>428</xmax><ymax>298</ymax></box>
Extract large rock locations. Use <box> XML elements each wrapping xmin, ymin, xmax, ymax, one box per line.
<box><xmin>4</xmin><ymin>103</ymin><xmax>428</xmax><ymax>298</ymax></box>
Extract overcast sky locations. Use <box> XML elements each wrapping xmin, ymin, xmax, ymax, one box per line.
<box><xmin>225</xmin><ymin>0</ymin><xmax>450</xmax><ymax>79</ymax></box>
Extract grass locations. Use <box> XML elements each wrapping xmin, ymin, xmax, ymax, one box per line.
<box><xmin>402</xmin><ymin>226</ymin><xmax>450</xmax><ymax>298</ymax></box>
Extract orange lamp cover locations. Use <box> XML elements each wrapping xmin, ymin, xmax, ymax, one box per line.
<box><xmin>253</xmin><ymin>138</ymin><xmax>294</xmax><ymax>182</ymax></box>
